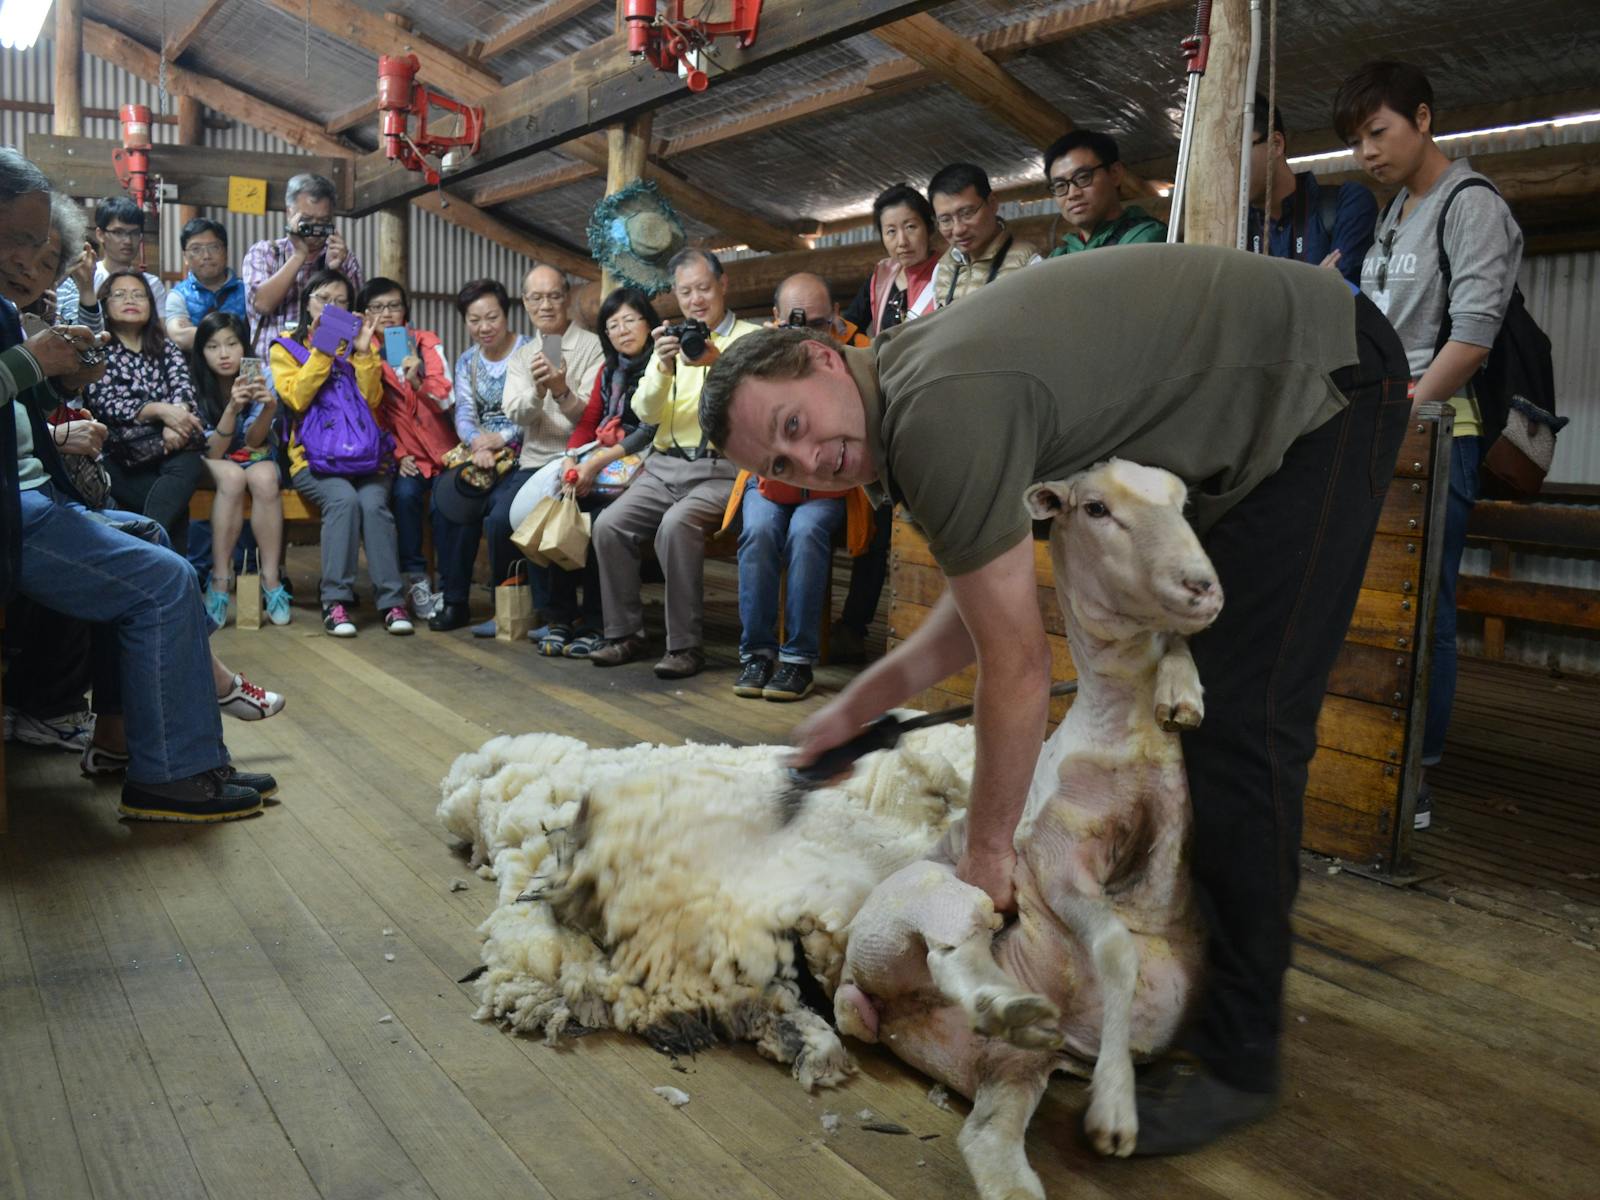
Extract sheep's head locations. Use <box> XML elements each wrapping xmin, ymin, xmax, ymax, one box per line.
<box><xmin>1025</xmin><ymin>459</ymin><xmax>1222</xmax><ymax>639</ymax></box>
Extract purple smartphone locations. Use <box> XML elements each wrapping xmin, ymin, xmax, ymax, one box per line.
<box><xmin>310</xmin><ymin>303</ymin><xmax>363</xmax><ymax>355</ymax></box>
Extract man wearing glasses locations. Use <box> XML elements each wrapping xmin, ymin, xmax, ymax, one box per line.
<box><xmin>54</xmin><ymin>196</ymin><xmax>167</xmax><ymax>328</ymax></box>
<box><xmin>928</xmin><ymin>163</ymin><xmax>1042</xmax><ymax>309</ymax></box>
<box><xmin>164</xmin><ymin>218</ymin><xmax>248</xmax><ymax>351</ymax></box>
<box><xmin>1044</xmin><ymin>131</ymin><xmax>1166</xmax><ymax>256</ymax></box>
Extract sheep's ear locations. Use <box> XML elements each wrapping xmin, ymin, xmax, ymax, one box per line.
<box><xmin>1025</xmin><ymin>480</ymin><xmax>1073</xmax><ymax>521</ymax></box>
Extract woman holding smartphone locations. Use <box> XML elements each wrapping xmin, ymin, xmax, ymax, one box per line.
<box><xmin>191</xmin><ymin>312</ymin><xmax>289</xmax><ymax>627</ymax></box>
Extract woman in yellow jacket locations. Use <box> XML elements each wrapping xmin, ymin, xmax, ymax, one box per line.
<box><xmin>269</xmin><ymin>268</ymin><xmax>412</xmax><ymax>637</ymax></box>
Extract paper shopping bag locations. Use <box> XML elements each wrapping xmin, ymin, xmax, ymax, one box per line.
<box><xmin>511</xmin><ymin>496</ymin><xmax>559</xmax><ymax>566</ymax></box>
<box><xmin>538</xmin><ymin>494</ymin><xmax>592</xmax><ymax>572</ymax></box>
<box><xmin>236</xmin><ymin>550</ymin><xmax>263</xmax><ymax>630</ymax></box>
<box><xmin>494</xmin><ymin>564</ymin><xmax>537</xmax><ymax>642</ymax></box>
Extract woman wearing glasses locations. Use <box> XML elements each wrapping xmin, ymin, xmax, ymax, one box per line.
<box><xmin>82</xmin><ymin>270</ymin><xmax>209</xmax><ymax>555</ymax></box>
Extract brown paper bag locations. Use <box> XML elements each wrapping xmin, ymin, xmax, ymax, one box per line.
<box><xmin>495</xmin><ymin>563</ymin><xmax>536</xmax><ymax>642</ymax></box>
<box><xmin>539</xmin><ymin>493</ymin><xmax>591</xmax><ymax>572</ymax></box>
<box><xmin>235</xmin><ymin>550</ymin><xmax>262</xmax><ymax>630</ymax></box>
<box><xmin>511</xmin><ymin>495</ymin><xmax>559</xmax><ymax>566</ymax></box>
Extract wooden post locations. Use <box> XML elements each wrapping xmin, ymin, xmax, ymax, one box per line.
<box><xmin>379</xmin><ymin>202</ymin><xmax>410</xmax><ymax>285</ymax></box>
<box><xmin>175</xmin><ymin>96</ymin><xmax>204</xmax><ymax>229</ymax></box>
<box><xmin>54</xmin><ymin>0</ymin><xmax>84</xmax><ymax>137</ymax></box>
<box><xmin>601</xmin><ymin>112</ymin><xmax>653</xmax><ymax>294</ymax></box>
<box><xmin>1180</xmin><ymin>0</ymin><xmax>1249</xmax><ymax>246</ymax></box>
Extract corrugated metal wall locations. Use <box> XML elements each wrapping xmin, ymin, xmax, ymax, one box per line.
<box><xmin>2</xmin><ymin>36</ymin><xmax>538</xmax><ymax>364</ymax></box>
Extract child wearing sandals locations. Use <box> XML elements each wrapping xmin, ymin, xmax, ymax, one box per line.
<box><xmin>191</xmin><ymin>312</ymin><xmax>290</xmax><ymax>627</ymax></box>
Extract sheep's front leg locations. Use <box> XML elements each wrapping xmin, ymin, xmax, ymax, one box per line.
<box><xmin>1054</xmin><ymin>892</ymin><xmax>1140</xmax><ymax>1156</ymax></box>
<box><xmin>753</xmin><ymin>1004</ymin><xmax>856</xmax><ymax>1090</ymax></box>
<box><xmin>928</xmin><ymin>936</ymin><xmax>1062</xmax><ymax>1051</ymax></box>
<box><xmin>957</xmin><ymin>1053</ymin><xmax>1052</xmax><ymax>1200</ymax></box>
<box><xmin>1154</xmin><ymin>635</ymin><xmax>1204</xmax><ymax>731</ymax></box>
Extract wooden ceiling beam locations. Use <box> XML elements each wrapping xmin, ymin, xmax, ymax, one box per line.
<box><xmin>83</xmin><ymin>20</ymin><xmax>355</xmax><ymax>158</ymax></box>
<box><xmin>164</xmin><ymin>0</ymin><xmax>227</xmax><ymax>59</ymax></box>
<box><xmin>412</xmin><ymin>192</ymin><xmax>598</xmax><ymax>279</ymax></box>
<box><xmin>470</xmin><ymin>160</ymin><xmax>599</xmax><ymax>206</ymax></box>
<box><xmin>480</xmin><ymin>0</ymin><xmax>603</xmax><ymax>61</ymax></box>
<box><xmin>257</xmin><ymin>0</ymin><xmax>501</xmax><ymax>101</ymax></box>
<box><xmin>871</xmin><ymin>13</ymin><xmax>1072</xmax><ymax>148</ymax></box>
<box><xmin>325</xmin><ymin>97</ymin><xmax>381</xmax><ymax>136</ymax></box>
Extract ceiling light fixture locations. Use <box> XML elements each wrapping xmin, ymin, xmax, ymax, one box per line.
<box><xmin>0</xmin><ymin>0</ymin><xmax>52</xmax><ymax>52</ymax></box>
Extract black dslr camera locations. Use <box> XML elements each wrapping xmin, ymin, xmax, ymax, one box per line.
<box><xmin>663</xmin><ymin>317</ymin><xmax>712</xmax><ymax>361</ymax></box>
<box><xmin>786</xmin><ymin>307</ymin><xmax>808</xmax><ymax>328</ymax></box>
<box><xmin>289</xmin><ymin>217</ymin><xmax>336</xmax><ymax>240</ymax></box>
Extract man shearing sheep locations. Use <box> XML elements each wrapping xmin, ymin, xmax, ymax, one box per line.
<box><xmin>700</xmin><ymin>244</ymin><xmax>1410</xmax><ymax>1155</ymax></box>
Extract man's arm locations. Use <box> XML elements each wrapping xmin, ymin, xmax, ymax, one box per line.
<box><xmin>164</xmin><ymin>291</ymin><xmax>197</xmax><ymax>351</ymax></box>
<box><xmin>245</xmin><ymin>240</ymin><xmax>303</xmax><ymax>318</ymax></box>
<box><xmin>945</xmin><ymin>537</ymin><xmax>1052</xmax><ymax>910</ymax></box>
<box><xmin>1330</xmin><ymin>183</ymin><xmax>1378</xmax><ymax>289</ymax></box>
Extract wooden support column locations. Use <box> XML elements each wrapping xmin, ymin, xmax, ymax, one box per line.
<box><xmin>54</xmin><ymin>0</ymin><xmax>84</xmax><ymax>137</ymax></box>
<box><xmin>379</xmin><ymin>201</ymin><xmax>410</xmax><ymax>286</ymax></box>
<box><xmin>175</xmin><ymin>96</ymin><xmax>204</xmax><ymax>228</ymax></box>
<box><xmin>1180</xmin><ymin>0</ymin><xmax>1249</xmax><ymax>246</ymax></box>
<box><xmin>601</xmin><ymin>112</ymin><xmax>653</xmax><ymax>294</ymax></box>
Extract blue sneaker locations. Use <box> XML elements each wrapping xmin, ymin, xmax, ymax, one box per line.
<box><xmin>471</xmin><ymin>618</ymin><xmax>497</xmax><ymax>638</ymax></box>
<box><xmin>204</xmin><ymin>585</ymin><xmax>230</xmax><ymax>630</ymax></box>
<box><xmin>264</xmin><ymin>584</ymin><xmax>292</xmax><ymax>626</ymax></box>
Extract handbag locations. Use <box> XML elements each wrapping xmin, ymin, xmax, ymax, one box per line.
<box><xmin>47</xmin><ymin>405</ymin><xmax>113</xmax><ymax>509</ymax></box>
<box><xmin>538</xmin><ymin>489</ymin><xmax>592</xmax><ymax>572</ymax></box>
<box><xmin>494</xmin><ymin>561</ymin><xmax>537</xmax><ymax>642</ymax></box>
<box><xmin>511</xmin><ymin>495</ymin><xmax>560</xmax><ymax>565</ymax></box>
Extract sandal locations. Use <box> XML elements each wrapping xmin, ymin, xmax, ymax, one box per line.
<box><xmin>564</xmin><ymin>628</ymin><xmax>604</xmax><ymax>659</ymax></box>
<box><xmin>538</xmin><ymin>623</ymin><xmax>573</xmax><ymax>657</ymax></box>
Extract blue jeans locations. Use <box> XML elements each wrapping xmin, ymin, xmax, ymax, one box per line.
<box><xmin>390</xmin><ymin>471</ymin><xmax>439</xmax><ymax>577</ymax></box>
<box><xmin>16</xmin><ymin>484</ymin><xmax>226</xmax><ymax>785</ymax></box>
<box><xmin>736</xmin><ymin>481</ymin><xmax>844</xmax><ymax>664</ymax></box>
<box><xmin>1422</xmin><ymin>435</ymin><xmax>1483</xmax><ymax>765</ymax></box>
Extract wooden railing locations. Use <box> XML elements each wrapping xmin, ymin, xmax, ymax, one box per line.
<box><xmin>1461</xmin><ymin>492</ymin><xmax>1600</xmax><ymax>658</ymax></box>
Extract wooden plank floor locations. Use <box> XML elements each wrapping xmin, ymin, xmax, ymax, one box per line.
<box><xmin>4</xmin><ymin>552</ymin><xmax>1599</xmax><ymax>1199</ymax></box>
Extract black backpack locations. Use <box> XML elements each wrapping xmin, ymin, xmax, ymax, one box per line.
<box><xmin>1431</xmin><ymin>177</ymin><xmax>1563</xmax><ymax>497</ymax></box>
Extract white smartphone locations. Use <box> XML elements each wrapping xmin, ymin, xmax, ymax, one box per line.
<box><xmin>540</xmin><ymin>333</ymin><xmax>564</xmax><ymax>370</ymax></box>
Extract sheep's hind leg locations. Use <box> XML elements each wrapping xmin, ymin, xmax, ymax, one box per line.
<box><xmin>1054</xmin><ymin>893</ymin><xmax>1140</xmax><ymax>1156</ymax></box>
<box><xmin>928</xmin><ymin>936</ymin><xmax>1062</xmax><ymax>1051</ymax></box>
<box><xmin>958</xmin><ymin>1053</ymin><xmax>1052</xmax><ymax>1200</ymax></box>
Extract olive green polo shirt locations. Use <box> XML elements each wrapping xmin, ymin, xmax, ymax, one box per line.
<box><xmin>850</xmin><ymin>244</ymin><xmax>1359</xmax><ymax>576</ymax></box>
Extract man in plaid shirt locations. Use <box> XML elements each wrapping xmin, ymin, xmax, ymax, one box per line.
<box><xmin>241</xmin><ymin>172</ymin><xmax>363</xmax><ymax>360</ymax></box>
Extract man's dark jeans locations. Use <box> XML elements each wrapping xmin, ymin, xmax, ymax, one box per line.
<box><xmin>1179</xmin><ymin>293</ymin><xmax>1411</xmax><ymax>1093</ymax></box>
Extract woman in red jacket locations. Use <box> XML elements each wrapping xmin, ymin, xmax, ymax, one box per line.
<box><xmin>357</xmin><ymin>276</ymin><xmax>456</xmax><ymax>618</ymax></box>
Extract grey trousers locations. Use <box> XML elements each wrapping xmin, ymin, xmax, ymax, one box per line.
<box><xmin>592</xmin><ymin>453</ymin><xmax>737</xmax><ymax>650</ymax></box>
<box><xmin>292</xmin><ymin>469</ymin><xmax>406</xmax><ymax>610</ymax></box>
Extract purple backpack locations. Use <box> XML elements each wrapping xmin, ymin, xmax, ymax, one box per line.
<box><xmin>274</xmin><ymin>336</ymin><xmax>387</xmax><ymax>476</ymax></box>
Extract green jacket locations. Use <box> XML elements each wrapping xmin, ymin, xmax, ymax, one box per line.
<box><xmin>1049</xmin><ymin>205</ymin><xmax>1167</xmax><ymax>256</ymax></box>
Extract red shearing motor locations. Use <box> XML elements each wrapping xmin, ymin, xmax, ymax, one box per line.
<box><xmin>111</xmin><ymin>103</ymin><xmax>155</xmax><ymax>214</ymax></box>
<box><xmin>377</xmin><ymin>53</ymin><xmax>485</xmax><ymax>187</ymax></box>
<box><xmin>623</xmin><ymin>0</ymin><xmax>762</xmax><ymax>93</ymax></box>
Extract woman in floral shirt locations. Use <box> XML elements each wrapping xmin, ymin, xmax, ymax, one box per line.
<box><xmin>83</xmin><ymin>270</ymin><xmax>208</xmax><ymax>555</ymax></box>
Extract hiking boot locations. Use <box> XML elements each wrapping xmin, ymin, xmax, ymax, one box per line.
<box><xmin>221</xmin><ymin>765</ymin><xmax>278</xmax><ymax>798</ymax></box>
<box><xmin>323</xmin><ymin>602</ymin><xmax>358</xmax><ymax>637</ymax></box>
<box><xmin>763</xmin><ymin>662</ymin><xmax>814</xmax><ymax>702</ymax></box>
<box><xmin>217</xmin><ymin>674</ymin><xmax>285</xmax><ymax>721</ymax></box>
<box><xmin>1124</xmin><ymin>1055</ymin><xmax>1278</xmax><ymax>1157</ymax></box>
<box><xmin>428</xmin><ymin>602</ymin><xmax>471</xmax><ymax>632</ymax></box>
<box><xmin>384</xmin><ymin>607</ymin><xmax>415</xmax><ymax>635</ymax></box>
<box><xmin>119</xmin><ymin>767</ymin><xmax>263</xmax><ymax>823</ymax></box>
<box><xmin>734</xmin><ymin>656</ymin><xmax>775</xmax><ymax>698</ymax></box>
<box><xmin>591</xmin><ymin>633</ymin><xmax>648</xmax><ymax>668</ymax></box>
<box><xmin>13</xmin><ymin>708</ymin><xmax>96</xmax><ymax>752</ymax></box>
<box><xmin>654</xmin><ymin>646</ymin><xmax>705</xmax><ymax>680</ymax></box>
<box><xmin>264</xmin><ymin>584</ymin><xmax>292</xmax><ymax>626</ymax></box>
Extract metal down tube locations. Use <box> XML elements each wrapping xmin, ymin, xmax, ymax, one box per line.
<box><xmin>1236</xmin><ymin>0</ymin><xmax>1264</xmax><ymax>249</ymax></box>
<box><xmin>1167</xmin><ymin>0</ymin><xmax>1215</xmax><ymax>243</ymax></box>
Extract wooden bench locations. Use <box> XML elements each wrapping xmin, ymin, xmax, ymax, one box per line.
<box><xmin>1462</xmin><ymin>493</ymin><xmax>1600</xmax><ymax>657</ymax></box>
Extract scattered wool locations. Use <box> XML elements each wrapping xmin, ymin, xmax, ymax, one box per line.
<box><xmin>652</xmin><ymin>1086</ymin><xmax>690</xmax><ymax>1108</ymax></box>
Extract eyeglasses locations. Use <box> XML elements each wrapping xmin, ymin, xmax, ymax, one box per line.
<box><xmin>604</xmin><ymin>314</ymin><xmax>645</xmax><ymax>335</ymax></box>
<box><xmin>366</xmin><ymin>301</ymin><xmax>405</xmax><ymax>315</ymax></box>
<box><xmin>185</xmin><ymin>242</ymin><xmax>225</xmax><ymax>258</ymax></box>
<box><xmin>935</xmin><ymin>204</ymin><xmax>986</xmax><ymax>231</ymax></box>
<box><xmin>522</xmin><ymin>291</ymin><xmax>567</xmax><ymax>305</ymax></box>
<box><xmin>309</xmin><ymin>291</ymin><xmax>347</xmax><ymax>305</ymax></box>
<box><xmin>1046</xmin><ymin>164</ymin><xmax>1107</xmax><ymax>197</ymax></box>
<box><xmin>107</xmin><ymin>289</ymin><xmax>146</xmax><ymax>302</ymax></box>
<box><xmin>1376</xmin><ymin>228</ymin><xmax>1397</xmax><ymax>292</ymax></box>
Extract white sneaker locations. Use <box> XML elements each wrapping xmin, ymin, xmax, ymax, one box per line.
<box><xmin>406</xmin><ymin>576</ymin><xmax>434</xmax><ymax>618</ymax></box>
<box><xmin>384</xmin><ymin>607</ymin><xmax>415</xmax><ymax>636</ymax></box>
<box><xmin>217</xmin><ymin>674</ymin><xmax>286</xmax><ymax>721</ymax></box>
<box><xmin>13</xmin><ymin>708</ymin><xmax>96</xmax><ymax>752</ymax></box>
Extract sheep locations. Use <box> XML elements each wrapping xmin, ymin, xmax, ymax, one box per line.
<box><xmin>438</xmin><ymin>724</ymin><xmax>977</xmax><ymax>1088</ymax></box>
<box><xmin>832</xmin><ymin>459</ymin><xmax>1222</xmax><ymax>1199</ymax></box>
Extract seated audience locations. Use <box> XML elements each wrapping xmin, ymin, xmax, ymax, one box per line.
<box><xmin>359</xmin><ymin>276</ymin><xmax>455</xmax><ymax>619</ymax></box>
<box><xmin>1335</xmin><ymin>60</ymin><xmax>1524</xmax><ymax>828</ymax></box>
<box><xmin>1248</xmin><ymin>94</ymin><xmax>1377</xmax><ymax>290</ymax></box>
<box><xmin>510</xmin><ymin>285</ymin><xmax>662</xmax><ymax>657</ymax></box>
<box><xmin>1043</xmin><ymin>130</ymin><xmax>1167</xmax><ymax>254</ymax></box>
<box><xmin>427</xmin><ymin>279</ymin><xmax>530</xmax><ymax>633</ymax></box>
<box><xmin>2</xmin><ymin>148</ymin><xmax>273</xmax><ymax>821</ymax></box>
<box><xmin>82</xmin><ymin>270</ymin><xmax>207</xmax><ymax>555</ymax></box>
<box><xmin>928</xmin><ymin>162</ymin><xmax>1041</xmax><ymax>308</ymax></box>
<box><xmin>165</xmin><ymin>218</ymin><xmax>249</xmax><ymax>351</ymax></box>
<box><xmin>54</xmin><ymin>195</ymin><xmax>166</xmax><ymax>328</ymax></box>
<box><xmin>590</xmin><ymin>249</ymin><xmax>760</xmax><ymax>677</ymax></box>
<box><xmin>841</xmin><ymin>183</ymin><xmax>941</xmax><ymax>337</ymax></box>
<box><xmin>243</xmin><ymin>172</ymin><xmax>363</xmax><ymax>360</ymax></box>
<box><xmin>478</xmin><ymin>264</ymin><xmax>604</xmax><ymax>639</ymax></box>
<box><xmin>270</xmin><ymin>269</ymin><xmax>411</xmax><ymax>637</ymax></box>
<box><xmin>191</xmin><ymin>312</ymin><xmax>288</xmax><ymax>627</ymax></box>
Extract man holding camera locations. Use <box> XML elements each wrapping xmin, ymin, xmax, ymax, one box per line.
<box><xmin>589</xmin><ymin>248</ymin><xmax>759</xmax><ymax>678</ymax></box>
<box><xmin>241</xmin><ymin>173</ymin><xmax>363</xmax><ymax>360</ymax></box>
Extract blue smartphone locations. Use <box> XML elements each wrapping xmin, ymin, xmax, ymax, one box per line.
<box><xmin>383</xmin><ymin>325</ymin><xmax>413</xmax><ymax>371</ymax></box>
